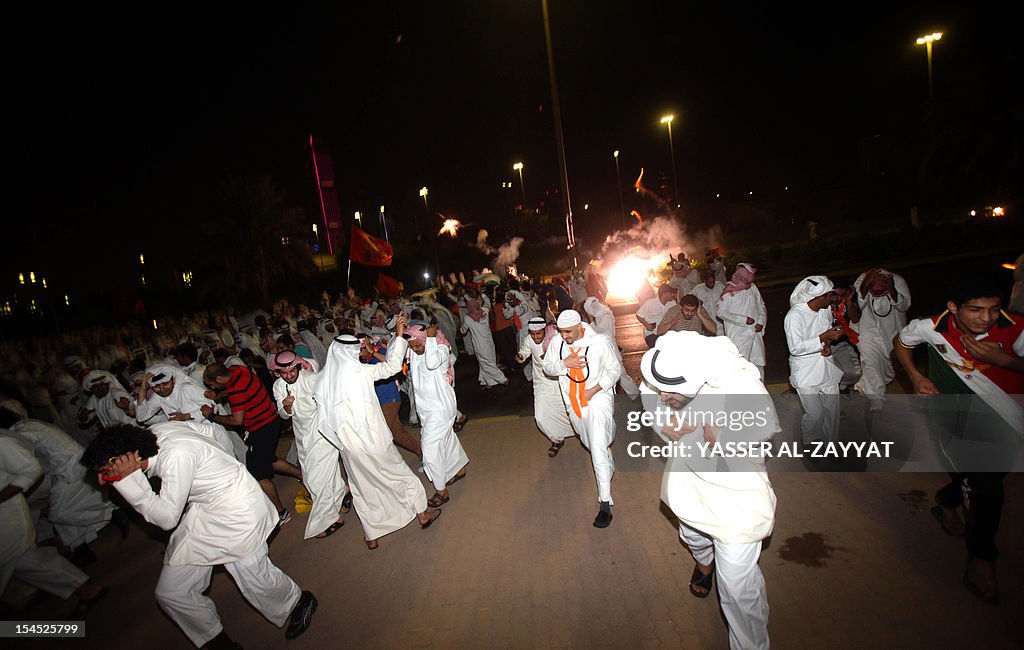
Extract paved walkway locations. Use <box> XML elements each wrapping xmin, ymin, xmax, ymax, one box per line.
<box><xmin>5</xmin><ymin>405</ymin><xmax>1022</xmax><ymax>648</ymax></box>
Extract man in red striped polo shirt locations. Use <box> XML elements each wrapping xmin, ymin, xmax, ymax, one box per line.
<box><xmin>203</xmin><ymin>363</ymin><xmax>299</xmax><ymax>524</ymax></box>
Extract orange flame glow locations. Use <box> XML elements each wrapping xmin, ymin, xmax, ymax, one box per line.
<box><xmin>438</xmin><ymin>218</ymin><xmax>461</xmax><ymax>238</ymax></box>
<box><xmin>1002</xmin><ymin>263</ymin><xmax>1017</xmax><ymax>270</ymax></box>
<box><xmin>630</xmin><ymin>210</ymin><xmax>644</xmax><ymax>223</ymax></box>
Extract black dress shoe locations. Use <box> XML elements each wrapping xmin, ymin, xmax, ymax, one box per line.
<box><xmin>593</xmin><ymin>510</ymin><xmax>613</xmax><ymax>528</ymax></box>
<box><xmin>285</xmin><ymin>591</ymin><xmax>317</xmax><ymax>640</ymax></box>
<box><xmin>205</xmin><ymin>630</ymin><xmax>243</xmax><ymax>649</ymax></box>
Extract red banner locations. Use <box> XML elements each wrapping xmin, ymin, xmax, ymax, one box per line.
<box><xmin>375</xmin><ymin>273</ymin><xmax>403</xmax><ymax>298</ymax></box>
<box><xmin>350</xmin><ymin>225</ymin><xmax>393</xmax><ymax>267</ymax></box>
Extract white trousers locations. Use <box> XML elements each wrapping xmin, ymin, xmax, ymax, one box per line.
<box><xmin>795</xmin><ymin>385</ymin><xmax>840</xmax><ymax>445</ymax></box>
<box><xmin>854</xmin><ymin>335</ymin><xmax>895</xmax><ymax>400</ymax></box>
<box><xmin>0</xmin><ymin>546</ymin><xmax>88</xmax><ymax>600</ymax></box>
<box><xmin>679</xmin><ymin>522</ymin><xmax>769</xmax><ymax>650</ymax></box>
<box><xmin>567</xmin><ymin>392</ymin><xmax>616</xmax><ymax>504</ymax></box>
<box><xmin>155</xmin><ymin>544</ymin><xmax>301</xmax><ymax>648</ymax></box>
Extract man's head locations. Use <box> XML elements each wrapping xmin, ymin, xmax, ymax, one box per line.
<box><xmin>175</xmin><ymin>342</ymin><xmax>199</xmax><ymax>366</ymax></box>
<box><xmin>790</xmin><ymin>276</ymin><xmax>835</xmax><ymax>311</ymax></box>
<box><xmin>679</xmin><ymin>294</ymin><xmax>699</xmax><ymax>319</ymax></box>
<box><xmin>702</xmin><ymin>267</ymin><xmax>716</xmax><ymax>288</ymax></box>
<box><xmin>80</xmin><ymin>424</ymin><xmax>159</xmax><ymax>472</ymax></box>
<box><xmin>202</xmin><ymin>363</ymin><xmax>232</xmax><ymax>390</ymax></box>
<box><xmin>658</xmin><ymin>284</ymin><xmax>676</xmax><ymax>304</ymax></box>
<box><xmin>527</xmin><ymin>317</ymin><xmax>547</xmax><ymax>344</ymax></box>
<box><xmin>948</xmin><ymin>276</ymin><xmax>1006</xmax><ymax>336</ymax></box>
<box><xmin>275</xmin><ymin>334</ymin><xmax>295</xmax><ymax>354</ymax></box>
<box><xmin>149</xmin><ymin>371</ymin><xmax>176</xmax><ymax>397</ymax></box>
<box><xmin>556</xmin><ymin>310</ymin><xmax>583</xmax><ymax>344</ymax></box>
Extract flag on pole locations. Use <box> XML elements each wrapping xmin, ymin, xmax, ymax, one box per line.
<box><xmin>375</xmin><ymin>273</ymin><xmax>403</xmax><ymax>298</ymax></box>
<box><xmin>349</xmin><ymin>225</ymin><xmax>393</xmax><ymax>267</ymax></box>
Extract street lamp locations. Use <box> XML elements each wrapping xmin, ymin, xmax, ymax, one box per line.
<box><xmin>513</xmin><ymin>162</ymin><xmax>526</xmax><ymax>209</ymax></box>
<box><xmin>354</xmin><ymin>211</ymin><xmax>362</xmax><ymax>227</ymax></box>
<box><xmin>915</xmin><ymin>32</ymin><xmax>942</xmax><ymax>100</ymax></box>
<box><xmin>660</xmin><ymin>114</ymin><xmax>680</xmax><ymax>209</ymax></box>
<box><xmin>613</xmin><ymin>150</ymin><xmax>626</xmax><ymax>229</ymax></box>
<box><xmin>420</xmin><ymin>186</ymin><xmax>440</xmax><ymax>276</ymax></box>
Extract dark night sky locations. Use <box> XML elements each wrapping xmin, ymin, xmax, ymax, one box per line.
<box><xmin>2</xmin><ymin>1</ymin><xmax>1016</xmax><ymax>290</ymax></box>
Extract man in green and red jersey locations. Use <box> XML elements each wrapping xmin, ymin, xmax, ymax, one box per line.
<box><xmin>203</xmin><ymin>363</ymin><xmax>301</xmax><ymax>525</ymax></box>
<box><xmin>894</xmin><ymin>275</ymin><xmax>1024</xmax><ymax>605</ymax></box>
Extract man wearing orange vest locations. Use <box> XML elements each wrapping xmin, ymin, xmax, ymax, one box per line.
<box><xmin>543</xmin><ymin>309</ymin><xmax>622</xmax><ymax>528</ymax></box>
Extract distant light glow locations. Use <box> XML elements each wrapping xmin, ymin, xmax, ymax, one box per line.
<box><xmin>1002</xmin><ymin>263</ymin><xmax>1017</xmax><ymax>270</ymax></box>
<box><xmin>584</xmin><ymin>203</ymin><xmax>589</xmax><ymax>210</ymax></box>
<box><xmin>312</xmin><ymin>223</ymin><xmax>318</xmax><ymax>234</ymax></box>
<box><xmin>152</xmin><ymin>319</ymin><xmax>158</xmax><ymax>330</ymax></box>
<box><xmin>419</xmin><ymin>186</ymin><xmax>429</xmax><ymax>197</ymax></box>
<box><xmin>423</xmin><ymin>272</ymin><xmax>430</xmax><ymax>279</ymax></box>
<box><xmin>660</xmin><ymin>114</ymin><xmax>674</xmax><ymax>124</ymax></box>
<box><xmin>513</xmin><ymin>162</ymin><xmax>524</xmax><ymax>171</ymax></box>
<box><xmin>139</xmin><ymin>254</ymin><xmax>145</xmax><ymax>265</ymax></box>
<box><xmin>29</xmin><ymin>272</ymin><xmax>35</xmax><ymax>284</ymax></box>
<box><xmin>992</xmin><ymin>206</ymin><xmax>1005</xmax><ymax>217</ymax></box>
<box><xmin>42</xmin><ymin>277</ymin><xmax>47</xmax><ymax>288</ymax></box>
<box><xmin>613</xmin><ymin>150</ymin><xmax>619</xmax><ymax>158</ymax></box>
<box><xmin>916</xmin><ymin>32</ymin><xmax>942</xmax><ymax>45</ymax></box>
<box><xmin>970</xmin><ymin>210</ymin><xmax>977</xmax><ymax>217</ymax></box>
<box><xmin>18</xmin><ymin>273</ymin><xmax>24</xmax><ymax>285</ymax></box>
<box><xmin>64</xmin><ymin>294</ymin><xmax>70</xmax><ymax>306</ymax></box>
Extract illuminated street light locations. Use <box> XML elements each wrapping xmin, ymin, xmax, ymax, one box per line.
<box><xmin>354</xmin><ymin>211</ymin><xmax>362</xmax><ymax>226</ymax></box>
<box><xmin>139</xmin><ymin>254</ymin><xmax>145</xmax><ymax>265</ymax></box>
<box><xmin>660</xmin><ymin>114</ymin><xmax>680</xmax><ymax>209</ymax></box>
<box><xmin>513</xmin><ymin>162</ymin><xmax>526</xmax><ymax>208</ymax></box>
<box><xmin>29</xmin><ymin>271</ymin><xmax>35</xmax><ymax>284</ymax></box>
<box><xmin>312</xmin><ymin>223</ymin><xmax>318</xmax><ymax>234</ymax></box>
<box><xmin>915</xmin><ymin>32</ymin><xmax>943</xmax><ymax>100</ymax></box>
<box><xmin>18</xmin><ymin>273</ymin><xmax>24</xmax><ymax>285</ymax></box>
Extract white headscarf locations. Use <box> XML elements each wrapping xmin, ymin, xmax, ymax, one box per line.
<box><xmin>789</xmin><ymin>275</ymin><xmax>834</xmax><ymax>308</ymax></box>
<box><xmin>314</xmin><ymin>335</ymin><xmax>374</xmax><ymax>448</ymax></box>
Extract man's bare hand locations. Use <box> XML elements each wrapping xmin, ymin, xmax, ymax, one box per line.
<box><xmin>962</xmin><ymin>335</ymin><xmax>1015</xmax><ymax>368</ymax></box>
<box><xmin>282</xmin><ymin>395</ymin><xmax>295</xmax><ymax>414</ymax></box>
<box><xmin>168</xmin><ymin>412</ymin><xmax>192</xmax><ymax>422</ymax></box>
<box><xmin>745</xmin><ymin>317</ymin><xmax>755</xmax><ymax>325</ymax></box>
<box><xmin>200</xmin><ymin>404</ymin><xmax>214</xmax><ymax>420</ymax></box>
<box><xmin>563</xmin><ymin>355</ymin><xmax>587</xmax><ymax>370</ymax></box>
<box><xmin>912</xmin><ymin>376</ymin><xmax>940</xmax><ymax>396</ymax></box>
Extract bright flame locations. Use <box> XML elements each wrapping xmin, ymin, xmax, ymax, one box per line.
<box><xmin>630</xmin><ymin>210</ymin><xmax>644</xmax><ymax>223</ymax></box>
<box><xmin>606</xmin><ymin>256</ymin><xmax>653</xmax><ymax>302</ymax></box>
<box><xmin>992</xmin><ymin>206</ymin><xmax>1005</xmax><ymax>217</ymax></box>
<box><xmin>1002</xmin><ymin>263</ymin><xmax>1017</xmax><ymax>270</ymax></box>
<box><xmin>634</xmin><ymin>168</ymin><xmax>644</xmax><ymax>190</ymax></box>
<box><xmin>439</xmin><ymin>218</ymin><xmax>461</xmax><ymax>237</ymax></box>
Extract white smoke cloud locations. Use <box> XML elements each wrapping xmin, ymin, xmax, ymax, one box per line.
<box><xmin>475</xmin><ymin>229</ymin><xmax>496</xmax><ymax>254</ymax></box>
<box><xmin>494</xmin><ymin>236</ymin><xmax>524</xmax><ymax>272</ymax></box>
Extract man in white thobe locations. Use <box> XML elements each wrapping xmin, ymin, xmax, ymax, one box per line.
<box><xmin>82</xmin><ymin>421</ymin><xmax>317</xmax><ymax>647</ymax></box>
<box><xmin>313</xmin><ymin>323</ymin><xmax>439</xmax><ymax>550</ymax></box>
<box><xmin>407</xmin><ymin>325</ymin><xmax>470</xmax><ymax>506</ymax></box>
<box><xmin>689</xmin><ymin>267</ymin><xmax>726</xmax><ymax>336</ymax></box>
<box><xmin>0</xmin><ymin>436</ymin><xmax>106</xmax><ymax>609</ymax></box>
<box><xmin>542</xmin><ymin>310</ymin><xmax>621</xmax><ymax>528</ymax></box>
<box><xmin>785</xmin><ymin>276</ymin><xmax>844</xmax><ymax>447</ymax></box>
<box><xmin>640</xmin><ymin>332</ymin><xmax>777</xmax><ymax>650</ymax></box>
<box><xmin>271</xmin><ymin>351</ymin><xmax>349</xmax><ymax>540</ymax></box>
<box><xmin>583</xmin><ymin>297</ymin><xmax>640</xmax><ymax>399</ymax></box>
<box><xmin>135</xmin><ymin>364</ymin><xmax>245</xmax><ymax>462</ymax></box>
<box><xmin>460</xmin><ymin>298</ymin><xmax>507</xmax><ymax>388</ymax></box>
<box><xmin>0</xmin><ymin>409</ymin><xmax>119</xmax><ymax>563</ymax></box>
<box><xmin>82</xmin><ymin>370</ymin><xmax>137</xmax><ymax>429</ymax></box>
<box><xmin>718</xmin><ymin>263</ymin><xmax>767</xmax><ymax>379</ymax></box>
<box><xmin>504</xmin><ymin>289</ymin><xmax>540</xmax><ymax>382</ymax></box>
<box><xmin>515</xmin><ymin>318</ymin><xmax>576</xmax><ymax>456</ymax></box>
<box><xmin>852</xmin><ymin>268</ymin><xmax>911</xmax><ymax>409</ymax></box>
<box><xmin>636</xmin><ymin>285</ymin><xmax>677</xmax><ymax>348</ymax></box>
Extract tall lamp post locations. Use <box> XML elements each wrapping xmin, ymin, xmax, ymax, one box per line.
<box><xmin>420</xmin><ymin>186</ymin><xmax>440</xmax><ymax>278</ymax></box>
<box><xmin>513</xmin><ymin>162</ymin><xmax>526</xmax><ymax>210</ymax></box>
<box><xmin>613</xmin><ymin>150</ymin><xmax>626</xmax><ymax>229</ymax></box>
<box><xmin>660</xmin><ymin>114</ymin><xmax>680</xmax><ymax>209</ymax></box>
<box><xmin>915</xmin><ymin>32</ymin><xmax>942</xmax><ymax>100</ymax></box>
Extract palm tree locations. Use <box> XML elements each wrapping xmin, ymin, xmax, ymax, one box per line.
<box><xmin>197</xmin><ymin>174</ymin><xmax>315</xmax><ymax>306</ymax></box>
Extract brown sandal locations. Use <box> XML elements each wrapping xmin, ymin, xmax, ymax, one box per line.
<box><xmin>548</xmin><ymin>441</ymin><xmax>564</xmax><ymax>457</ymax></box>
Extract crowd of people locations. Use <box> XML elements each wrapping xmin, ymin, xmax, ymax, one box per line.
<box><xmin>1</xmin><ymin>253</ymin><xmax>1021</xmax><ymax>649</ymax></box>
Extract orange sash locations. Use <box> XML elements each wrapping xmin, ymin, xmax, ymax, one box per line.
<box><xmin>567</xmin><ymin>347</ymin><xmax>589</xmax><ymax>418</ymax></box>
